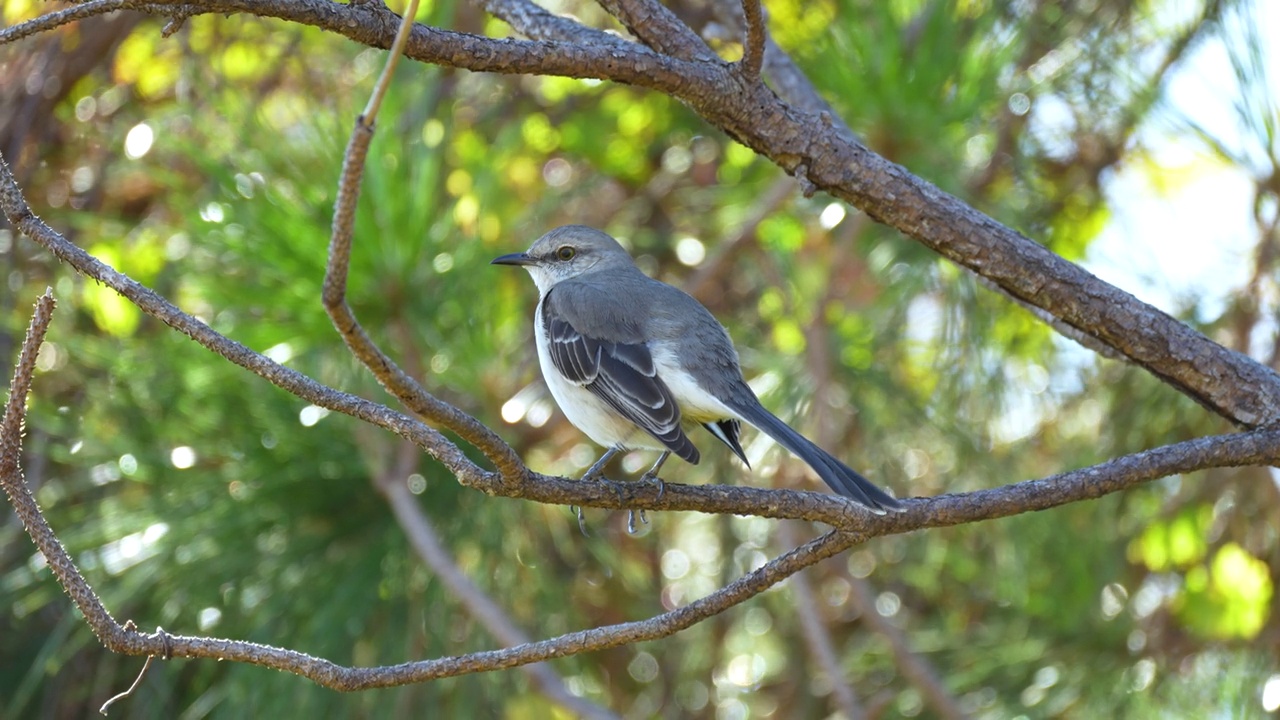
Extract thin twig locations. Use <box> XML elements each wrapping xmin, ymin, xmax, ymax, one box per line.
<box><xmin>324</xmin><ymin>0</ymin><xmax>525</xmax><ymax>480</ymax></box>
<box><xmin>0</xmin><ymin>293</ymin><xmax>125</xmax><ymax>643</ymax></box>
<box><xmin>360</xmin><ymin>0</ymin><xmax>419</xmax><ymax>120</ymax></box>
<box><xmin>0</xmin><ymin>0</ymin><xmax>131</xmax><ymax>45</ymax></box>
<box><xmin>98</xmin><ymin>655</ymin><xmax>155</xmax><ymax>715</ymax></box>
<box><xmin>737</xmin><ymin>0</ymin><xmax>764</xmax><ymax>78</ymax></box>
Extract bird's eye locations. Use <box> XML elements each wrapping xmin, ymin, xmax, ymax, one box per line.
<box><xmin>556</xmin><ymin>246</ymin><xmax>576</xmax><ymax>261</ymax></box>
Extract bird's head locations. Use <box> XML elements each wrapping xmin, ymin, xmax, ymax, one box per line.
<box><xmin>491</xmin><ymin>225</ymin><xmax>636</xmax><ymax>294</ymax></box>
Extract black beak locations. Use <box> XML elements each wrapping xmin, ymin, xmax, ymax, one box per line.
<box><xmin>491</xmin><ymin>252</ymin><xmax>536</xmax><ymax>266</ymax></box>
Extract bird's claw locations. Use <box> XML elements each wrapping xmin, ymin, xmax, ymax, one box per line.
<box><xmin>638</xmin><ymin>471</ymin><xmax>666</xmax><ymax>501</ymax></box>
<box><xmin>579</xmin><ymin>456</ymin><xmax>665</xmax><ymax>536</ymax></box>
<box><xmin>624</xmin><ymin>472</ymin><xmax>665</xmax><ymax>533</ymax></box>
<box><xmin>576</xmin><ymin>468</ymin><xmax>628</xmax><ymax>535</ymax></box>
<box><xmin>627</xmin><ymin>509</ymin><xmax>646</xmax><ymax>534</ymax></box>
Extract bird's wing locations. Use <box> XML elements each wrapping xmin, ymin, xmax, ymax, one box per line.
<box><xmin>541</xmin><ymin>287</ymin><xmax>699</xmax><ymax>463</ymax></box>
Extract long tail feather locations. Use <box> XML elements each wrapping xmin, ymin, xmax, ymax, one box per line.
<box><xmin>727</xmin><ymin>400</ymin><xmax>903</xmax><ymax>513</ymax></box>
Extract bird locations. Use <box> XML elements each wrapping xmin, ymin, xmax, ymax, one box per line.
<box><xmin>493</xmin><ymin>225</ymin><xmax>903</xmax><ymax>528</ymax></box>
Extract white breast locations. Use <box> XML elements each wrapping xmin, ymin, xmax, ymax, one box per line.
<box><xmin>534</xmin><ymin>300</ymin><xmax>668</xmax><ymax>453</ymax></box>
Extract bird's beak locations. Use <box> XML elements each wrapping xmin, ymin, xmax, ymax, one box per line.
<box><xmin>491</xmin><ymin>252</ymin><xmax>536</xmax><ymax>267</ymax></box>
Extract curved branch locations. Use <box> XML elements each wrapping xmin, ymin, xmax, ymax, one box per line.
<box><xmin>0</xmin><ymin>0</ymin><xmax>140</xmax><ymax>44</ymax></box>
<box><xmin>0</xmin><ymin>153</ymin><xmax>489</xmax><ymax>488</ymax></box>
<box><xmin>323</xmin><ymin>56</ymin><xmax>524</xmax><ymax>479</ymax></box>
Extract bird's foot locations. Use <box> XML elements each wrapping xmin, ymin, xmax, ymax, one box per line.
<box><xmin>624</xmin><ymin>471</ymin><xmax>667</xmax><ymax>533</ymax></box>
<box><xmin>638</xmin><ymin>471</ymin><xmax>666</xmax><ymax>501</ymax></box>
<box><xmin>575</xmin><ymin>466</ymin><xmax>628</xmax><ymax>536</ymax></box>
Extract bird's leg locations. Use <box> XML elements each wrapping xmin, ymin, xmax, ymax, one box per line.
<box><xmin>639</xmin><ymin>451</ymin><xmax>670</xmax><ymax>494</ymax></box>
<box><xmin>575</xmin><ymin>447</ymin><xmax>624</xmax><ymax>536</ymax></box>
<box><xmin>581</xmin><ymin>446</ymin><xmax>621</xmax><ymax>482</ymax></box>
<box><xmin>628</xmin><ymin>451</ymin><xmax>671</xmax><ymax>532</ymax></box>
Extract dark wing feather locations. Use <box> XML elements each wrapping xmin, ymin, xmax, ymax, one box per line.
<box><xmin>703</xmin><ymin>420</ymin><xmax>749</xmax><ymax>467</ymax></box>
<box><xmin>542</xmin><ymin>291</ymin><xmax>699</xmax><ymax>463</ymax></box>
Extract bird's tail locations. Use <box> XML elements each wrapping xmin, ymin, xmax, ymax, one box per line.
<box><xmin>728</xmin><ymin>399</ymin><xmax>903</xmax><ymax>514</ymax></box>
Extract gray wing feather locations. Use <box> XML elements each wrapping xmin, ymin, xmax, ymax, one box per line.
<box><xmin>541</xmin><ymin>289</ymin><xmax>699</xmax><ymax>463</ymax></box>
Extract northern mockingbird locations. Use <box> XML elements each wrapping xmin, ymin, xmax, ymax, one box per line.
<box><xmin>493</xmin><ymin>225</ymin><xmax>902</xmax><ymax>522</ymax></box>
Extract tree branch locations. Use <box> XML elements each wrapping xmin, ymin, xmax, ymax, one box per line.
<box><xmin>321</xmin><ymin>9</ymin><xmax>526</xmax><ymax>480</ymax></box>
<box><xmin>1</xmin><ymin>292</ymin><xmax>136</xmax><ymax>649</ymax></box>
<box><xmin>592</xmin><ymin>0</ymin><xmax>716</xmax><ymax>61</ymax></box>
<box><xmin>736</xmin><ymin>0</ymin><xmax>764</xmax><ymax>78</ymax></box>
<box><xmin>0</xmin><ymin>152</ymin><xmax>489</xmax><ymax>488</ymax></box>
<box><xmin>10</xmin><ymin>0</ymin><xmax>1280</xmax><ymax>429</ymax></box>
<box><xmin>0</xmin><ymin>0</ymin><xmax>145</xmax><ymax>45</ymax></box>
<box><xmin>5</xmin><ymin>0</ymin><xmax>1280</xmax><ymax>696</ymax></box>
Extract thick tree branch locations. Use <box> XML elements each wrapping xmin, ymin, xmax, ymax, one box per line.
<box><xmin>592</xmin><ymin>0</ymin><xmax>716</xmax><ymax>61</ymax></box>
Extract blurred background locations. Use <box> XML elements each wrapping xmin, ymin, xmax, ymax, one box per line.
<box><xmin>1</xmin><ymin>0</ymin><xmax>1277</xmax><ymax>717</ymax></box>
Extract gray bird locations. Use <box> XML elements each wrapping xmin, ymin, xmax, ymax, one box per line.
<box><xmin>493</xmin><ymin>225</ymin><xmax>902</xmax><ymax>521</ymax></box>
